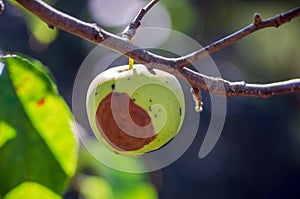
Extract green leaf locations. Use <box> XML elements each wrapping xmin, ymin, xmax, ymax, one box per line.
<box><xmin>26</xmin><ymin>11</ymin><xmax>58</xmax><ymax>45</ymax></box>
<box><xmin>115</xmin><ymin>183</ymin><xmax>157</xmax><ymax>199</ymax></box>
<box><xmin>3</xmin><ymin>182</ymin><xmax>61</xmax><ymax>199</ymax></box>
<box><xmin>79</xmin><ymin>175</ymin><xmax>114</xmax><ymax>199</ymax></box>
<box><xmin>9</xmin><ymin>0</ymin><xmax>58</xmax><ymax>46</ymax></box>
<box><xmin>0</xmin><ymin>55</ymin><xmax>78</xmax><ymax>197</ymax></box>
<box><xmin>78</xmin><ymin>140</ymin><xmax>158</xmax><ymax>199</ymax></box>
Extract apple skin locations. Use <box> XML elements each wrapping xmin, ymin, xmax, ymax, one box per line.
<box><xmin>86</xmin><ymin>64</ymin><xmax>185</xmax><ymax>156</ymax></box>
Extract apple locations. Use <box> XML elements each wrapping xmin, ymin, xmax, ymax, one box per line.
<box><xmin>86</xmin><ymin>64</ymin><xmax>185</xmax><ymax>156</ymax></box>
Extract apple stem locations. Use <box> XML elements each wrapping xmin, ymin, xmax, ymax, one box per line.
<box><xmin>129</xmin><ymin>57</ymin><xmax>134</xmax><ymax>69</ymax></box>
<box><xmin>128</xmin><ymin>38</ymin><xmax>134</xmax><ymax>69</ymax></box>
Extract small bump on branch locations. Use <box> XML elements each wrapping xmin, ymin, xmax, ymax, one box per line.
<box><xmin>253</xmin><ymin>12</ymin><xmax>262</xmax><ymax>26</ymax></box>
<box><xmin>47</xmin><ymin>23</ymin><xmax>55</xmax><ymax>29</ymax></box>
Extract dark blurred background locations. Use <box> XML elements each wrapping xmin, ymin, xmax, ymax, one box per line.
<box><xmin>1</xmin><ymin>0</ymin><xmax>300</xmax><ymax>198</ymax></box>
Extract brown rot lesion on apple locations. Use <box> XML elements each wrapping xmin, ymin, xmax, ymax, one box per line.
<box><xmin>95</xmin><ymin>92</ymin><xmax>156</xmax><ymax>151</ymax></box>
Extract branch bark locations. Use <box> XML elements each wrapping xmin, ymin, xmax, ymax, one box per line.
<box><xmin>14</xmin><ymin>0</ymin><xmax>300</xmax><ymax>98</ymax></box>
<box><xmin>175</xmin><ymin>7</ymin><xmax>300</xmax><ymax>67</ymax></box>
<box><xmin>122</xmin><ymin>0</ymin><xmax>159</xmax><ymax>41</ymax></box>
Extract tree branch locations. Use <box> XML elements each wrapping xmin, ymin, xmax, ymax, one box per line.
<box><xmin>14</xmin><ymin>0</ymin><xmax>300</xmax><ymax>98</ymax></box>
<box><xmin>122</xmin><ymin>0</ymin><xmax>159</xmax><ymax>41</ymax></box>
<box><xmin>14</xmin><ymin>0</ymin><xmax>173</xmax><ymax>65</ymax></box>
<box><xmin>175</xmin><ymin>7</ymin><xmax>300</xmax><ymax>68</ymax></box>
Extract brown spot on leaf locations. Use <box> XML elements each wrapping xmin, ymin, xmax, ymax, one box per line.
<box><xmin>37</xmin><ymin>99</ymin><xmax>45</xmax><ymax>106</ymax></box>
<box><xmin>96</xmin><ymin>92</ymin><xmax>156</xmax><ymax>151</ymax></box>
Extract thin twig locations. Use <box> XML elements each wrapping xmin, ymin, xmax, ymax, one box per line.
<box><xmin>190</xmin><ymin>87</ymin><xmax>203</xmax><ymax>112</ymax></box>
<box><xmin>175</xmin><ymin>7</ymin><xmax>300</xmax><ymax>68</ymax></box>
<box><xmin>122</xmin><ymin>0</ymin><xmax>159</xmax><ymax>41</ymax></box>
<box><xmin>14</xmin><ymin>0</ymin><xmax>300</xmax><ymax>98</ymax></box>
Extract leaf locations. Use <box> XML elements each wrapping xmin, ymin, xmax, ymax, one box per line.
<box><xmin>115</xmin><ymin>183</ymin><xmax>157</xmax><ymax>199</ymax></box>
<box><xmin>3</xmin><ymin>182</ymin><xmax>61</xmax><ymax>199</ymax></box>
<box><xmin>8</xmin><ymin>0</ymin><xmax>58</xmax><ymax>45</ymax></box>
<box><xmin>78</xmin><ymin>140</ymin><xmax>158</xmax><ymax>199</ymax></box>
<box><xmin>79</xmin><ymin>175</ymin><xmax>114</xmax><ymax>199</ymax></box>
<box><xmin>0</xmin><ymin>55</ymin><xmax>78</xmax><ymax>197</ymax></box>
<box><xmin>26</xmin><ymin>11</ymin><xmax>58</xmax><ymax>45</ymax></box>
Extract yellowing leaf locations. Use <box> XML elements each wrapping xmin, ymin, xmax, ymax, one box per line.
<box><xmin>0</xmin><ymin>55</ymin><xmax>78</xmax><ymax>197</ymax></box>
<box><xmin>4</xmin><ymin>182</ymin><xmax>62</xmax><ymax>199</ymax></box>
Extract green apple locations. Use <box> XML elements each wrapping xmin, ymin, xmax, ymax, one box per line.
<box><xmin>86</xmin><ymin>64</ymin><xmax>185</xmax><ymax>156</ymax></box>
